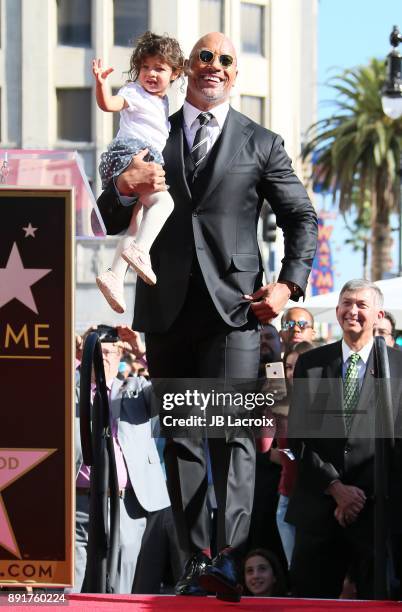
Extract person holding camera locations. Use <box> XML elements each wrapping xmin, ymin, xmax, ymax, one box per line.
<box><xmin>72</xmin><ymin>324</ymin><xmax>170</xmax><ymax>593</ymax></box>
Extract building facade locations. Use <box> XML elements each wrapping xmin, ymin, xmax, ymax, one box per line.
<box><xmin>0</xmin><ymin>0</ymin><xmax>317</xmax><ymax>329</ymax></box>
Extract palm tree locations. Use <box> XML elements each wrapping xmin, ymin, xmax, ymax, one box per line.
<box><xmin>303</xmin><ymin>58</ymin><xmax>402</xmax><ymax>280</ymax></box>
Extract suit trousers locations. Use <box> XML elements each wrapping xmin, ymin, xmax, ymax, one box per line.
<box><xmin>133</xmin><ymin>507</ymin><xmax>186</xmax><ymax>593</ymax></box>
<box><xmin>145</xmin><ymin>274</ymin><xmax>260</xmax><ymax>555</ymax></box>
<box><xmin>276</xmin><ymin>494</ymin><xmax>296</xmax><ymax>568</ymax></box>
<box><xmin>72</xmin><ymin>489</ymin><xmax>147</xmax><ymax>594</ymax></box>
<box><xmin>290</xmin><ymin>505</ymin><xmax>374</xmax><ymax>599</ymax></box>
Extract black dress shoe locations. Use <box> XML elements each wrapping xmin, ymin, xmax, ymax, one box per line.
<box><xmin>198</xmin><ymin>550</ymin><xmax>243</xmax><ymax>602</ymax></box>
<box><xmin>174</xmin><ymin>552</ymin><xmax>211</xmax><ymax>596</ymax></box>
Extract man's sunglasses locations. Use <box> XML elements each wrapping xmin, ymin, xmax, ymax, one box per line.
<box><xmin>282</xmin><ymin>320</ymin><xmax>312</xmax><ymax>331</ymax></box>
<box><xmin>198</xmin><ymin>49</ymin><xmax>234</xmax><ymax>68</ymax></box>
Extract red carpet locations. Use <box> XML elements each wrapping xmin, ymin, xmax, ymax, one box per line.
<box><xmin>1</xmin><ymin>594</ymin><xmax>401</xmax><ymax>611</ymax></box>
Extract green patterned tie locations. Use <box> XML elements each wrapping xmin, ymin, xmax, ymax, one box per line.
<box><xmin>343</xmin><ymin>353</ymin><xmax>360</xmax><ymax>434</ymax></box>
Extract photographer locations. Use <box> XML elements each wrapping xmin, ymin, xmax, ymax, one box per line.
<box><xmin>72</xmin><ymin>325</ymin><xmax>170</xmax><ymax>593</ymax></box>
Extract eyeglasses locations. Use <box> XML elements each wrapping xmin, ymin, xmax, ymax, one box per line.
<box><xmin>197</xmin><ymin>49</ymin><xmax>234</xmax><ymax>68</ymax></box>
<box><xmin>282</xmin><ymin>320</ymin><xmax>312</xmax><ymax>331</ymax></box>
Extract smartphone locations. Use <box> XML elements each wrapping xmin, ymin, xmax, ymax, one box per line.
<box><xmin>97</xmin><ymin>324</ymin><xmax>119</xmax><ymax>343</ymax></box>
<box><xmin>265</xmin><ymin>361</ymin><xmax>288</xmax><ymax>412</ymax></box>
<box><xmin>265</xmin><ymin>361</ymin><xmax>285</xmax><ymax>381</ymax></box>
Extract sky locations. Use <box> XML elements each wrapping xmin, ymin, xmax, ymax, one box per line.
<box><xmin>317</xmin><ymin>0</ymin><xmax>401</xmax><ymax>288</ymax></box>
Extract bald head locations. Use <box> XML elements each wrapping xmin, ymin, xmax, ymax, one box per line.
<box><xmin>186</xmin><ymin>32</ymin><xmax>238</xmax><ymax>110</ymax></box>
<box><xmin>189</xmin><ymin>32</ymin><xmax>237</xmax><ymax>64</ymax></box>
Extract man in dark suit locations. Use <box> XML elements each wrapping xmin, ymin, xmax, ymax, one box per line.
<box><xmin>287</xmin><ymin>279</ymin><xmax>402</xmax><ymax>599</ymax></box>
<box><xmin>97</xmin><ymin>32</ymin><xmax>317</xmax><ymax>601</ymax></box>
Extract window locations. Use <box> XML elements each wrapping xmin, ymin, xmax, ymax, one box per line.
<box><xmin>199</xmin><ymin>0</ymin><xmax>224</xmax><ymax>35</ymax></box>
<box><xmin>241</xmin><ymin>96</ymin><xmax>264</xmax><ymax>124</ymax></box>
<box><xmin>114</xmin><ymin>0</ymin><xmax>148</xmax><ymax>47</ymax></box>
<box><xmin>57</xmin><ymin>89</ymin><xmax>92</xmax><ymax>142</ymax></box>
<box><xmin>57</xmin><ymin>0</ymin><xmax>91</xmax><ymax>47</ymax></box>
<box><xmin>241</xmin><ymin>3</ymin><xmax>264</xmax><ymax>55</ymax></box>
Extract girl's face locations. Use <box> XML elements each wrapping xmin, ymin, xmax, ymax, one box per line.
<box><xmin>244</xmin><ymin>555</ymin><xmax>276</xmax><ymax>596</ymax></box>
<box><xmin>285</xmin><ymin>351</ymin><xmax>299</xmax><ymax>386</ymax></box>
<box><xmin>139</xmin><ymin>55</ymin><xmax>177</xmax><ymax>97</ymax></box>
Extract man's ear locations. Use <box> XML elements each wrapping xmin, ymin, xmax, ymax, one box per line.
<box><xmin>232</xmin><ymin>68</ymin><xmax>238</xmax><ymax>87</ymax></box>
<box><xmin>184</xmin><ymin>59</ymin><xmax>192</xmax><ymax>77</ymax></box>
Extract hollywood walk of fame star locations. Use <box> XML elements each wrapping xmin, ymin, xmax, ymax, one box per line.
<box><xmin>22</xmin><ymin>223</ymin><xmax>38</xmax><ymax>238</ymax></box>
<box><xmin>0</xmin><ymin>449</ymin><xmax>56</xmax><ymax>558</ymax></box>
<box><xmin>0</xmin><ymin>243</ymin><xmax>51</xmax><ymax>314</ymax></box>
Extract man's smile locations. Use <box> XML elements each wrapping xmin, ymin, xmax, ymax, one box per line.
<box><xmin>200</xmin><ymin>74</ymin><xmax>222</xmax><ymax>84</ymax></box>
<box><xmin>344</xmin><ymin>317</ymin><xmax>361</xmax><ymax>325</ymax></box>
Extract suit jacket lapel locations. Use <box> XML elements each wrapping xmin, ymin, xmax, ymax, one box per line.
<box><xmin>350</xmin><ymin>350</ymin><xmax>375</xmax><ymax>436</ymax></box>
<box><xmin>358</xmin><ymin>350</ymin><xmax>375</xmax><ymax>412</ymax></box>
<box><xmin>198</xmin><ymin>109</ymin><xmax>254</xmax><ymax>206</ymax></box>
<box><xmin>325</xmin><ymin>341</ymin><xmax>343</xmax><ymax>406</ymax></box>
<box><xmin>165</xmin><ymin>107</ymin><xmax>254</xmax><ymax>206</ymax></box>
<box><xmin>109</xmin><ymin>378</ymin><xmax>124</xmax><ymax>421</ymax></box>
<box><xmin>322</xmin><ymin>342</ymin><xmax>345</xmax><ymax>436</ymax></box>
<box><xmin>326</xmin><ymin>343</ymin><xmax>375</xmax><ymax>438</ymax></box>
<box><xmin>325</xmin><ymin>341</ymin><xmax>343</xmax><ymax>380</ymax></box>
<box><xmin>164</xmin><ymin>109</ymin><xmax>192</xmax><ymax>200</ymax></box>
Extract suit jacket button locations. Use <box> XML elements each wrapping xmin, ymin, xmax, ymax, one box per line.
<box><xmin>344</xmin><ymin>445</ymin><xmax>351</xmax><ymax>454</ymax></box>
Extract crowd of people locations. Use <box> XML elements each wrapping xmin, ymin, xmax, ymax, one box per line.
<box><xmin>73</xmin><ymin>280</ymin><xmax>402</xmax><ymax>599</ymax></box>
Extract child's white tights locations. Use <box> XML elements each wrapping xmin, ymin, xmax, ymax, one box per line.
<box><xmin>110</xmin><ymin>190</ymin><xmax>174</xmax><ymax>282</ymax></box>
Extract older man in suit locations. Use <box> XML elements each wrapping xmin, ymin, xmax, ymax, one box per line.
<box><xmin>97</xmin><ymin>32</ymin><xmax>317</xmax><ymax>600</ymax></box>
<box><xmin>287</xmin><ymin>279</ymin><xmax>402</xmax><ymax>599</ymax></box>
<box><xmin>73</xmin><ymin>325</ymin><xmax>170</xmax><ymax>593</ymax></box>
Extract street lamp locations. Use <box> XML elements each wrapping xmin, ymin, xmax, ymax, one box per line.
<box><xmin>381</xmin><ymin>25</ymin><xmax>402</xmax><ymax>120</ymax></box>
<box><xmin>382</xmin><ymin>26</ymin><xmax>402</xmax><ymax>277</ymax></box>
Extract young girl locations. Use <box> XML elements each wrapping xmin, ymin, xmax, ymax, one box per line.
<box><xmin>244</xmin><ymin>549</ymin><xmax>287</xmax><ymax>597</ymax></box>
<box><xmin>94</xmin><ymin>31</ymin><xmax>184</xmax><ymax>313</ymax></box>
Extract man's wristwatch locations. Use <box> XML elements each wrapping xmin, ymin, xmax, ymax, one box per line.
<box><xmin>281</xmin><ymin>280</ymin><xmax>301</xmax><ymax>300</ymax></box>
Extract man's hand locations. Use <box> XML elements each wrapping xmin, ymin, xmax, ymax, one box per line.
<box><xmin>334</xmin><ymin>506</ymin><xmax>359</xmax><ymax>528</ymax></box>
<box><xmin>327</xmin><ymin>481</ymin><xmax>366</xmax><ymax>520</ymax></box>
<box><xmin>115</xmin><ymin>150</ymin><xmax>166</xmax><ymax>197</ymax></box>
<box><xmin>244</xmin><ymin>282</ymin><xmax>291</xmax><ymax>323</ymax></box>
<box><xmin>116</xmin><ymin>326</ymin><xmax>146</xmax><ymax>358</ymax></box>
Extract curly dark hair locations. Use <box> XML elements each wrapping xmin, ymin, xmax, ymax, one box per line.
<box><xmin>127</xmin><ymin>31</ymin><xmax>185</xmax><ymax>82</ymax></box>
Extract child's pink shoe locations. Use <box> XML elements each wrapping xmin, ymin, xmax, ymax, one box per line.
<box><xmin>121</xmin><ymin>242</ymin><xmax>157</xmax><ymax>286</ymax></box>
<box><xmin>96</xmin><ymin>270</ymin><xmax>126</xmax><ymax>313</ymax></box>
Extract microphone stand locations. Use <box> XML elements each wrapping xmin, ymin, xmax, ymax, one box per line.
<box><xmin>79</xmin><ymin>332</ymin><xmax>120</xmax><ymax>593</ymax></box>
<box><xmin>373</xmin><ymin>336</ymin><xmax>394</xmax><ymax>600</ymax></box>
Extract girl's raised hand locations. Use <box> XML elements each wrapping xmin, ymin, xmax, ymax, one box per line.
<box><xmin>92</xmin><ymin>58</ymin><xmax>114</xmax><ymax>84</ymax></box>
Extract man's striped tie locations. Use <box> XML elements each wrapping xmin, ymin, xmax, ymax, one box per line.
<box><xmin>190</xmin><ymin>112</ymin><xmax>213</xmax><ymax>167</ymax></box>
<box><xmin>343</xmin><ymin>352</ymin><xmax>360</xmax><ymax>434</ymax></box>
